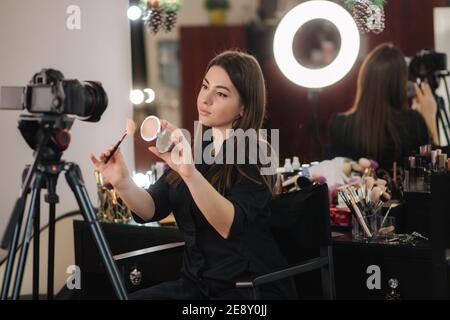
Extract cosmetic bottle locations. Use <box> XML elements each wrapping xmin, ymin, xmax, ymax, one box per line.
<box><xmin>292</xmin><ymin>156</ymin><xmax>301</xmax><ymax>172</ymax></box>
<box><xmin>409</xmin><ymin>156</ymin><xmax>416</xmax><ymax>177</ymax></box>
<box><xmin>283</xmin><ymin>159</ymin><xmax>296</xmax><ymax>179</ymax></box>
<box><xmin>403</xmin><ymin>157</ymin><xmax>410</xmax><ymax>189</ymax></box>
<box><xmin>283</xmin><ymin>158</ymin><xmax>293</xmax><ymax>172</ymax></box>
<box><xmin>301</xmin><ymin>164</ymin><xmax>311</xmax><ymax>178</ymax></box>
<box><xmin>438</xmin><ymin>154</ymin><xmax>448</xmax><ymax>173</ymax></box>
<box><xmin>415</xmin><ymin>155</ymin><xmax>426</xmax><ymax>189</ymax></box>
<box><xmin>431</xmin><ymin>150</ymin><xmax>438</xmax><ymax>172</ymax></box>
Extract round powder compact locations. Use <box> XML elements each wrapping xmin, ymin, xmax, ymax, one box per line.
<box><xmin>140</xmin><ymin>115</ymin><xmax>174</xmax><ymax>153</ymax></box>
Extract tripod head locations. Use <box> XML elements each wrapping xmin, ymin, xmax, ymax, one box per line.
<box><xmin>18</xmin><ymin>114</ymin><xmax>74</xmax><ymax>164</ymax></box>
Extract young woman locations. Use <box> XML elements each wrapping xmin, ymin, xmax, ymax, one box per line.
<box><xmin>91</xmin><ymin>51</ymin><xmax>295</xmax><ymax>300</ymax></box>
<box><xmin>328</xmin><ymin>43</ymin><xmax>438</xmax><ymax>169</ymax></box>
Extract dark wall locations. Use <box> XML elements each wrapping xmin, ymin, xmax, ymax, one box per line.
<box><xmin>248</xmin><ymin>0</ymin><xmax>446</xmax><ymax>163</ymax></box>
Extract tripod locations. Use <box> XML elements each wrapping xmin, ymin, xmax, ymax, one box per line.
<box><xmin>0</xmin><ymin>115</ymin><xmax>128</xmax><ymax>300</ymax></box>
<box><xmin>435</xmin><ymin>71</ymin><xmax>450</xmax><ymax>146</ymax></box>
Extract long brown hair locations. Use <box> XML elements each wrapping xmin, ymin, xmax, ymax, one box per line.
<box><xmin>346</xmin><ymin>43</ymin><xmax>409</xmax><ymax>160</ymax></box>
<box><xmin>166</xmin><ymin>50</ymin><xmax>275</xmax><ymax>195</ymax></box>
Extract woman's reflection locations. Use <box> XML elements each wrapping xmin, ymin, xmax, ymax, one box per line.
<box><xmin>293</xmin><ymin>19</ymin><xmax>341</xmax><ymax>69</ymax></box>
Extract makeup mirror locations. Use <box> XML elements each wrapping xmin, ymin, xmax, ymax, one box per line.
<box><xmin>140</xmin><ymin>115</ymin><xmax>174</xmax><ymax>153</ymax></box>
<box><xmin>140</xmin><ymin>115</ymin><xmax>161</xmax><ymax>142</ymax></box>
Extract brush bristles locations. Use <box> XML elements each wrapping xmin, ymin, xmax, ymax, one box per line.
<box><xmin>369</xmin><ymin>187</ymin><xmax>382</xmax><ymax>203</ymax></box>
<box><xmin>126</xmin><ymin>119</ymin><xmax>136</xmax><ymax>136</ymax></box>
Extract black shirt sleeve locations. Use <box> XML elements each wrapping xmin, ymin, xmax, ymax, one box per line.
<box><xmin>224</xmin><ymin>165</ymin><xmax>273</xmax><ymax>239</ymax></box>
<box><xmin>132</xmin><ymin>169</ymin><xmax>173</xmax><ymax>224</ymax></box>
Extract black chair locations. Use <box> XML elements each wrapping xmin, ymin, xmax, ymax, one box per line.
<box><xmin>236</xmin><ymin>183</ymin><xmax>335</xmax><ymax>299</ymax></box>
<box><xmin>113</xmin><ymin>183</ymin><xmax>335</xmax><ymax>300</ymax></box>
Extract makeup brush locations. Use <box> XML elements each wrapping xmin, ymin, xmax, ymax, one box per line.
<box><xmin>364</xmin><ymin>176</ymin><xmax>375</xmax><ymax>203</ymax></box>
<box><xmin>359</xmin><ymin>158</ymin><xmax>371</xmax><ymax>169</ymax></box>
<box><xmin>376</xmin><ymin>179</ymin><xmax>387</xmax><ymax>187</ymax></box>
<box><xmin>104</xmin><ymin>119</ymin><xmax>136</xmax><ymax>164</ymax></box>
<box><xmin>369</xmin><ymin>186</ymin><xmax>382</xmax><ymax>204</ymax></box>
<box><xmin>379</xmin><ymin>203</ymin><xmax>400</xmax><ymax>232</ymax></box>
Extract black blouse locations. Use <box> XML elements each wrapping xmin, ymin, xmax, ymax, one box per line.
<box><xmin>328</xmin><ymin>110</ymin><xmax>430</xmax><ymax>168</ymax></box>
<box><xmin>133</xmin><ymin>139</ymin><xmax>291</xmax><ymax>298</ymax></box>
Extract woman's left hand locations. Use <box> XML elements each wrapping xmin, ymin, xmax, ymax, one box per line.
<box><xmin>148</xmin><ymin>120</ymin><xmax>197</xmax><ymax>180</ymax></box>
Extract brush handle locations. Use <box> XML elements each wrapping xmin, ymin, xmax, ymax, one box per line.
<box><xmin>104</xmin><ymin>132</ymin><xmax>127</xmax><ymax>164</ymax></box>
<box><xmin>380</xmin><ymin>205</ymin><xmax>394</xmax><ymax>230</ymax></box>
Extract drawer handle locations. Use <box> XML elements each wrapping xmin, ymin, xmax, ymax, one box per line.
<box><xmin>129</xmin><ymin>267</ymin><xmax>142</xmax><ymax>286</ymax></box>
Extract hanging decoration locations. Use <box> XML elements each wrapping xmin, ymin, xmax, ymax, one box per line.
<box><xmin>141</xmin><ymin>0</ymin><xmax>183</xmax><ymax>34</ymax></box>
<box><xmin>344</xmin><ymin>0</ymin><xmax>386</xmax><ymax>34</ymax></box>
<box><xmin>160</xmin><ymin>0</ymin><xmax>182</xmax><ymax>32</ymax></box>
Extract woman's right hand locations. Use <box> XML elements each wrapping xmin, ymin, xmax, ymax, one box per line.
<box><xmin>90</xmin><ymin>146</ymin><xmax>131</xmax><ymax>190</ymax></box>
<box><xmin>414</xmin><ymin>82</ymin><xmax>437</xmax><ymax>119</ymax></box>
<box><xmin>413</xmin><ymin>82</ymin><xmax>439</xmax><ymax>145</ymax></box>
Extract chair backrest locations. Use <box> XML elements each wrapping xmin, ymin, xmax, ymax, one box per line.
<box><xmin>268</xmin><ymin>183</ymin><xmax>332</xmax><ymax>299</ymax></box>
<box><xmin>269</xmin><ymin>183</ymin><xmax>331</xmax><ymax>264</ymax></box>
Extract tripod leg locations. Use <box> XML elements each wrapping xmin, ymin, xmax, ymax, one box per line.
<box><xmin>44</xmin><ymin>173</ymin><xmax>59</xmax><ymax>300</ymax></box>
<box><xmin>65</xmin><ymin>163</ymin><xmax>128</xmax><ymax>300</ymax></box>
<box><xmin>47</xmin><ymin>203</ymin><xmax>55</xmax><ymax>300</ymax></box>
<box><xmin>438</xmin><ymin>95</ymin><xmax>450</xmax><ymax>144</ymax></box>
<box><xmin>1</xmin><ymin>132</ymin><xmax>50</xmax><ymax>250</ymax></box>
<box><xmin>33</xmin><ymin>191</ymin><xmax>41</xmax><ymax>300</ymax></box>
<box><xmin>12</xmin><ymin>172</ymin><xmax>44</xmax><ymax>299</ymax></box>
<box><xmin>437</xmin><ymin>100</ymin><xmax>450</xmax><ymax>145</ymax></box>
<box><xmin>1</xmin><ymin>169</ymin><xmax>35</xmax><ymax>300</ymax></box>
<box><xmin>1</xmin><ymin>223</ymin><xmax>23</xmax><ymax>300</ymax></box>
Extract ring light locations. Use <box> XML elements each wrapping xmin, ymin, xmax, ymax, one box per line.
<box><xmin>273</xmin><ymin>0</ymin><xmax>360</xmax><ymax>89</ymax></box>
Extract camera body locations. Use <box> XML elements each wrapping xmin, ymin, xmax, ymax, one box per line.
<box><xmin>0</xmin><ymin>68</ymin><xmax>107</xmax><ymax>122</ymax></box>
<box><xmin>409</xmin><ymin>49</ymin><xmax>447</xmax><ymax>91</ymax></box>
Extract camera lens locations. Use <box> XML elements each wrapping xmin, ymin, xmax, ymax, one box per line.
<box><xmin>81</xmin><ymin>81</ymin><xmax>108</xmax><ymax>122</ymax></box>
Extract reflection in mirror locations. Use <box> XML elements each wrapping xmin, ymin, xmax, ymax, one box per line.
<box><xmin>293</xmin><ymin>19</ymin><xmax>342</xmax><ymax>69</ymax></box>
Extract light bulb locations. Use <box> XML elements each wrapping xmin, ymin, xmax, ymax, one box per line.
<box><xmin>130</xmin><ymin>89</ymin><xmax>145</xmax><ymax>105</ymax></box>
<box><xmin>127</xmin><ymin>6</ymin><xmax>142</xmax><ymax>21</ymax></box>
<box><xmin>144</xmin><ymin>88</ymin><xmax>156</xmax><ymax>104</ymax></box>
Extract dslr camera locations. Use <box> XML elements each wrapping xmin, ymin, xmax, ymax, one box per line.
<box><xmin>409</xmin><ymin>49</ymin><xmax>447</xmax><ymax>91</ymax></box>
<box><xmin>0</xmin><ymin>68</ymin><xmax>107</xmax><ymax>122</ymax></box>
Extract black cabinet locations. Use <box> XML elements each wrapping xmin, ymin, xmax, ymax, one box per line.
<box><xmin>333</xmin><ymin>173</ymin><xmax>450</xmax><ymax>300</ymax></box>
<box><xmin>332</xmin><ymin>235</ymin><xmax>444</xmax><ymax>300</ymax></box>
<box><xmin>73</xmin><ymin>220</ymin><xmax>184</xmax><ymax>299</ymax></box>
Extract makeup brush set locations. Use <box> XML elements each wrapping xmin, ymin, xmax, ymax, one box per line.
<box><xmin>338</xmin><ymin>176</ymin><xmax>394</xmax><ymax>239</ymax></box>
